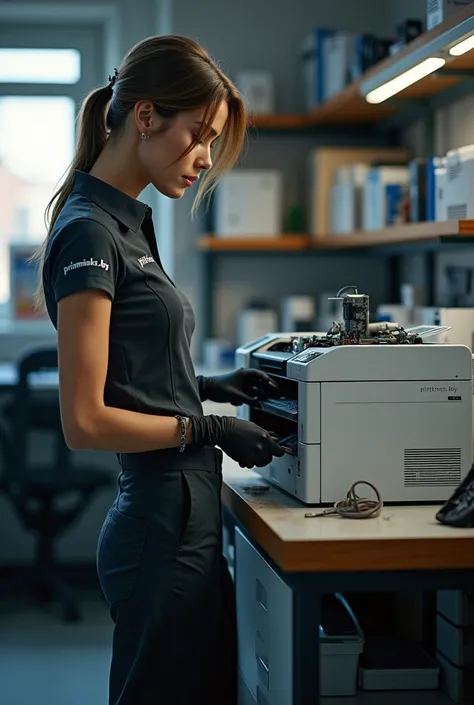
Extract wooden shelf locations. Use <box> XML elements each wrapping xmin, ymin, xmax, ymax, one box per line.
<box><xmin>248</xmin><ymin>90</ymin><xmax>395</xmax><ymax>129</ymax></box>
<box><xmin>249</xmin><ymin>5</ymin><xmax>474</xmax><ymax>130</ymax></box>
<box><xmin>249</xmin><ymin>114</ymin><xmax>312</xmax><ymax>129</ymax></box>
<box><xmin>197</xmin><ymin>234</ymin><xmax>311</xmax><ymax>251</ymax></box>
<box><xmin>197</xmin><ymin>221</ymin><xmax>474</xmax><ymax>252</ymax></box>
<box><xmin>314</xmin><ymin>220</ymin><xmax>474</xmax><ymax>249</ymax></box>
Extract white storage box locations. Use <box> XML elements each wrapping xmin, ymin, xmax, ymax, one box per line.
<box><xmin>237</xmin><ymin>304</ymin><xmax>278</xmax><ymax>347</ymax></box>
<box><xmin>427</xmin><ymin>0</ymin><xmax>472</xmax><ymax>31</ymax></box>
<box><xmin>320</xmin><ymin>593</ymin><xmax>365</xmax><ymax>697</ymax></box>
<box><xmin>359</xmin><ymin>665</ymin><xmax>440</xmax><ymax>690</ymax></box>
<box><xmin>214</xmin><ymin>169</ymin><xmax>283</xmax><ymax>237</ymax></box>
<box><xmin>331</xmin><ymin>164</ymin><xmax>369</xmax><ymax>233</ymax></box>
<box><xmin>321</xmin><ymin>638</ymin><xmax>364</xmax><ymax>696</ymax></box>
<box><xmin>445</xmin><ymin>145</ymin><xmax>474</xmax><ymax>220</ymax></box>
<box><xmin>363</xmin><ymin>166</ymin><xmax>409</xmax><ymax>230</ymax></box>
<box><xmin>235</xmin><ymin>71</ymin><xmax>274</xmax><ymax>114</ymax></box>
<box><xmin>358</xmin><ymin>637</ymin><xmax>440</xmax><ymax>691</ymax></box>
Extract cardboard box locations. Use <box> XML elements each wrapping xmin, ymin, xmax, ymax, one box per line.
<box><xmin>427</xmin><ymin>0</ymin><xmax>472</xmax><ymax>31</ymax></box>
<box><xmin>307</xmin><ymin>147</ymin><xmax>409</xmax><ymax>238</ymax></box>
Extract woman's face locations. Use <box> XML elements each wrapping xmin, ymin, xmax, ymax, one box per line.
<box><xmin>138</xmin><ymin>100</ymin><xmax>229</xmax><ymax>198</ymax></box>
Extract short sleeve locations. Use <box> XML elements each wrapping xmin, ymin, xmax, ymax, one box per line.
<box><xmin>48</xmin><ymin>219</ymin><xmax>120</xmax><ymax>303</ymax></box>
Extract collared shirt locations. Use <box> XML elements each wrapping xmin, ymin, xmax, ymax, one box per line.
<box><xmin>43</xmin><ymin>170</ymin><xmax>203</xmax><ymax>418</ymax></box>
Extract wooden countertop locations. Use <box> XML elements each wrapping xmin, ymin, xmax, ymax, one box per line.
<box><xmin>221</xmin><ymin>459</ymin><xmax>474</xmax><ymax>574</ymax></box>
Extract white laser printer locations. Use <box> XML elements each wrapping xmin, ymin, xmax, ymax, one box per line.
<box><xmin>236</xmin><ymin>288</ymin><xmax>472</xmax><ymax>504</ymax></box>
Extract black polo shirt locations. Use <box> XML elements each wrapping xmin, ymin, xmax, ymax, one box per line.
<box><xmin>43</xmin><ymin>170</ymin><xmax>203</xmax><ymax>418</ymax></box>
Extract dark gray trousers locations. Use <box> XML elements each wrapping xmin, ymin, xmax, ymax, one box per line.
<box><xmin>96</xmin><ymin>447</ymin><xmax>237</xmax><ymax>705</ymax></box>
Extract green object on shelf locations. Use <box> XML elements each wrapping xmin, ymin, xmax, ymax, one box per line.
<box><xmin>285</xmin><ymin>204</ymin><xmax>305</xmax><ymax>233</ymax></box>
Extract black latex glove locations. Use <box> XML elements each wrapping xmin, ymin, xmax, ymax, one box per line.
<box><xmin>190</xmin><ymin>414</ymin><xmax>285</xmax><ymax>468</ymax></box>
<box><xmin>197</xmin><ymin>368</ymin><xmax>279</xmax><ymax>406</ymax></box>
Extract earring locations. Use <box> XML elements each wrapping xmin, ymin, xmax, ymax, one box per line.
<box><xmin>140</xmin><ymin>132</ymin><xmax>148</xmax><ymax>140</ymax></box>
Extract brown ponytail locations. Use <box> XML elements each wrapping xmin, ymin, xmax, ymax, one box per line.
<box><xmin>33</xmin><ymin>35</ymin><xmax>247</xmax><ymax>312</ymax></box>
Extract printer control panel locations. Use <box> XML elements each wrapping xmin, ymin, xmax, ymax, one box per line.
<box><xmin>292</xmin><ymin>349</ymin><xmax>324</xmax><ymax>364</ymax></box>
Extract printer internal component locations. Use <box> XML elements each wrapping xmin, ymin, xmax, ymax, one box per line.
<box><xmin>258</xmin><ymin>397</ymin><xmax>298</xmax><ymax>420</ymax></box>
<box><xmin>273</xmin><ymin>287</ymin><xmax>423</xmax><ymax>353</ymax></box>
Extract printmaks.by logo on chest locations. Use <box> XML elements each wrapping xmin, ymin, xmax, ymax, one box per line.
<box><xmin>138</xmin><ymin>254</ymin><xmax>155</xmax><ymax>268</ymax></box>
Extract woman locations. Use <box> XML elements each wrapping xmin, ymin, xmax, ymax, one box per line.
<box><xmin>35</xmin><ymin>35</ymin><xmax>284</xmax><ymax>705</ymax></box>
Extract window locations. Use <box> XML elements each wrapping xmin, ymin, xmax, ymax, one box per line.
<box><xmin>0</xmin><ymin>27</ymin><xmax>105</xmax><ymax>318</ymax></box>
<box><xmin>0</xmin><ymin>96</ymin><xmax>75</xmax><ymax>304</ymax></box>
<box><xmin>0</xmin><ymin>48</ymin><xmax>80</xmax><ymax>84</ymax></box>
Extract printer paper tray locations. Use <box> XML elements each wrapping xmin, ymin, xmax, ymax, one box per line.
<box><xmin>256</xmin><ymin>398</ymin><xmax>298</xmax><ymax>421</ymax></box>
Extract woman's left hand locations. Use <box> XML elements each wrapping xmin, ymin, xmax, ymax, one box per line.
<box><xmin>203</xmin><ymin>368</ymin><xmax>280</xmax><ymax>406</ymax></box>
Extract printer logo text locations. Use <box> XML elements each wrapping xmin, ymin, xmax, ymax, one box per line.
<box><xmin>420</xmin><ymin>385</ymin><xmax>457</xmax><ymax>393</ymax></box>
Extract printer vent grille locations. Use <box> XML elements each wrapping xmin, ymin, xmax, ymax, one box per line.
<box><xmin>404</xmin><ymin>448</ymin><xmax>462</xmax><ymax>487</ymax></box>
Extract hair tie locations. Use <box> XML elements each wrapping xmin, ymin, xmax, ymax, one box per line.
<box><xmin>108</xmin><ymin>68</ymin><xmax>118</xmax><ymax>90</ymax></box>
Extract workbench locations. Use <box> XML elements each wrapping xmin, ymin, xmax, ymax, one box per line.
<box><xmin>221</xmin><ymin>460</ymin><xmax>474</xmax><ymax>705</ymax></box>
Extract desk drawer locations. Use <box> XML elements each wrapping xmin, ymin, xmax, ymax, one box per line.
<box><xmin>437</xmin><ymin>614</ymin><xmax>474</xmax><ymax>667</ymax></box>
<box><xmin>437</xmin><ymin>590</ymin><xmax>474</xmax><ymax>627</ymax></box>
<box><xmin>235</xmin><ymin>528</ymin><xmax>293</xmax><ymax>705</ymax></box>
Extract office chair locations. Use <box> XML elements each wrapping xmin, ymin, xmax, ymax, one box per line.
<box><xmin>0</xmin><ymin>347</ymin><xmax>114</xmax><ymax>621</ymax></box>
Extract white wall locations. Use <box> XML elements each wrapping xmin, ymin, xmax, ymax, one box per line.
<box><xmin>0</xmin><ymin>0</ymin><xmax>158</xmax><ymax>59</ymax></box>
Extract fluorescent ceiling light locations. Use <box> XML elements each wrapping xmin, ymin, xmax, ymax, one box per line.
<box><xmin>365</xmin><ymin>57</ymin><xmax>445</xmax><ymax>104</ymax></box>
<box><xmin>449</xmin><ymin>34</ymin><xmax>474</xmax><ymax>56</ymax></box>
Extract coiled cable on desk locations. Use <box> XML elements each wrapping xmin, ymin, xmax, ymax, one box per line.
<box><xmin>304</xmin><ymin>480</ymin><xmax>383</xmax><ymax>519</ymax></box>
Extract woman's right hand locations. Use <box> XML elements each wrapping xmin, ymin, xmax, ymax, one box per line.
<box><xmin>218</xmin><ymin>417</ymin><xmax>285</xmax><ymax>468</ymax></box>
<box><xmin>190</xmin><ymin>414</ymin><xmax>285</xmax><ymax>468</ymax></box>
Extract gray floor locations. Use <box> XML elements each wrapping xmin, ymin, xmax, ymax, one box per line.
<box><xmin>0</xmin><ymin>590</ymin><xmax>113</xmax><ymax>705</ymax></box>
<box><xmin>0</xmin><ymin>590</ymin><xmax>465</xmax><ymax>705</ymax></box>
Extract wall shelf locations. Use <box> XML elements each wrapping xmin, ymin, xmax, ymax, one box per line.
<box><xmin>198</xmin><ymin>221</ymin><xmax>474</xmax><ymax>253</ymax></box>
<box><xmin>249</xmin><ymin>5</ymin><xmax>474</xmax><ymax>131</ymax></box>
<box><xmin>197</xmin><ymin>235</ymin><xmax>311</xmax><ymax>251</ymax></box>
<box><xmin>201</xmin><ymin>6</ymin><xmax>474</xmax><ymax>342</ymax></box>
<box><xmin>314</xmin><ymin>220</ymin><xmax>474</xmax><ymax>249</ymax></box>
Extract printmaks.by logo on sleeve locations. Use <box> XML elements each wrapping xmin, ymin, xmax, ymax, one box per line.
<box><xmin>63</xmin><ymin>258</ymin><xmax>110</xmax><ymax>276</ymax></box>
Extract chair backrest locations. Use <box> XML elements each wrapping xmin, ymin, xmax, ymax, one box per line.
<box><xmin>17</xmin><ymin>347</ymin><xmax>58</xmax><ymax>386</ymax></box>
<box><xmin>4</xmin><ymin>345</ymin><xmax>72</xmax><ymax>486</ymax></box>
